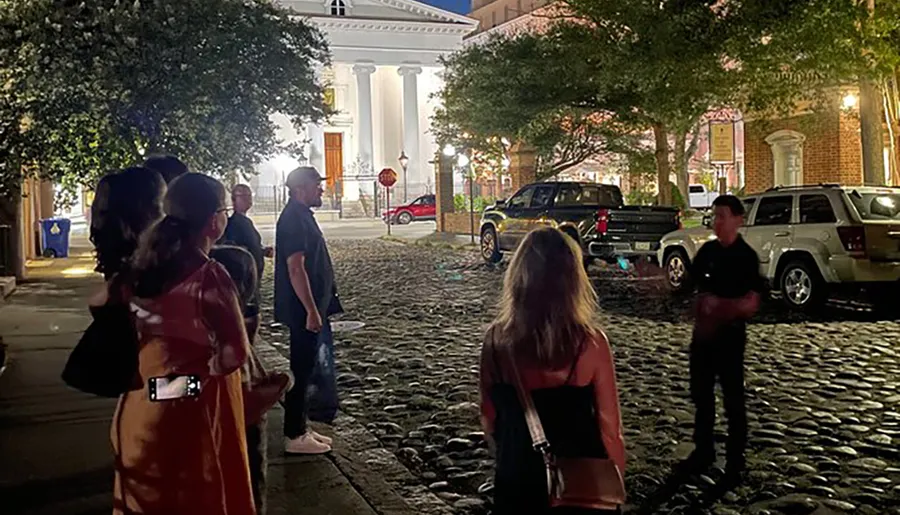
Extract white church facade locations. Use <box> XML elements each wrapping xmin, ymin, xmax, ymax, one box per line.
<box><xmin>253</xmin><ymin>0</ymin><xmax>478</xmax><ymax>209</ymax></box>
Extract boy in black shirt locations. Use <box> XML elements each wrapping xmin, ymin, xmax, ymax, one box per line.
<box><xmin>686</xmin><ymin>195</ymin><xmax>765</xmax><ymax>479</ymax></box>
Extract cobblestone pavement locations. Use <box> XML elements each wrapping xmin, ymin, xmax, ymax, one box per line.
<box><xmin>259</xmin><ymin>240</ymin><xmax>900</xmax><ymax>515</ymax></box>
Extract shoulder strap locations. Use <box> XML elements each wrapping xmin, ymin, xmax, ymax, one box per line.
<box><xmin>504</xmin><ymin>342</ymin><xmax>549</xmax><ymax>451</ymax></box>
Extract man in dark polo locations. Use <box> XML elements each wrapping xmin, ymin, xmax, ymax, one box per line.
<box><xmin>274</xmin><ymin>166</ymin><xmax>340</xmax><ymax>455</ymax></box>
<box><xmin>686</xmin><ymin>195</ymin><xmax>765</xmax><ymax>481</ymax></box>
<box><xmin>220</xmin><ymin>184</ymin><xmax>273</xmax><ymax>335</ymax></box>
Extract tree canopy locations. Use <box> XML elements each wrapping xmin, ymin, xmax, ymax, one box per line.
<box><xmin>434</xmin><ymin>0</ymin><xmax>889</xmax><ymax>203</ymax></box>
<box><xmin>0</xmin><ymin>0</ymin><xmax>331</xmax><ymax>199</ymax></box>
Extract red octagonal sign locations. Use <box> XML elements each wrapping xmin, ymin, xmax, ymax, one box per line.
<box><xmin>378</xmin><ymin>167</ymin><xmax>398</xmax><ymax>188</ymax></box>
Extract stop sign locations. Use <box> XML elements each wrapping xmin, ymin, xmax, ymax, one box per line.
<box><xmin>378</xmin><ymin>167</ymin><xmax>398</xmax><ymax>188</ymax></box>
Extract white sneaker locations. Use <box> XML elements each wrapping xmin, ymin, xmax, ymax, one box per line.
<box><xmin>284</xmin><ymin>433</ymin><xmax>332</xmax><ymax>455</ymax></box>
<box><xmin>310</xmin><ymin>430</ymin><xmax>333</xmax><ymax>445</ymax></box>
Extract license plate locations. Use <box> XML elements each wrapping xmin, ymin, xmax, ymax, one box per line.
<box><xmin>635</xmin><ymin>242</ymin><xmax>651</xmax><ymax>251</ymax></box>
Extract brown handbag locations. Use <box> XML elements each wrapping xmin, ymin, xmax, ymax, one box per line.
<box><xmin>505</xmin><ymin>342</ymin><xmax>626</xmax><ymax>509</ymax></box>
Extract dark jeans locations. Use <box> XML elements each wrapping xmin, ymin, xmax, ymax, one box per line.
<box><xmin>283</xmin><ymin>322</ymin><xmax>333</xmax><ymax>438</ymax></box>
<box><xmin>246</xmin><ymin>415</ymin><xmax>267</xmax><ymax>515</ymax></box>
<box><xmin>690</xmin><ymin>328</ymin><xmax>747</xmax><ymax>465</ymax></box>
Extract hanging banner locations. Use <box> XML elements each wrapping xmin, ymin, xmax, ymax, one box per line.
<box><xmin>709</xmin><ymin>121</ymin><xmax>735</xmax><ymax>164</ymax></box>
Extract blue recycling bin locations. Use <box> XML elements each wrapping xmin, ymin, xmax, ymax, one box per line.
<box><xmin>40</xmin><ymin>218</ymin><xmax>71</xmax><ymax>258</ymax></box>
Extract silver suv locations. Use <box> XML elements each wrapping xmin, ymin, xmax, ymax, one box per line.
<box><xmin>658</xmin><ymin>185</ymin><xmax>900</xmax><ymax>310</ymax></box>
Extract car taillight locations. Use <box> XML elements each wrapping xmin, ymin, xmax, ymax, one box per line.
<box><xmin>837</xmin><ymin>226</ymin><xmax>866</xmax><ymax>257</ymax></box>
<box><xmin>596</xmin><ymin>208</ymin><xmax>609</xmax><ymax>235</ymax></box>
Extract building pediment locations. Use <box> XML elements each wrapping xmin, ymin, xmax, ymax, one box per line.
<box><xmin>280</xmin><ymin>0</ymin><xmax>478</xmax><ymax>35</ymax></box>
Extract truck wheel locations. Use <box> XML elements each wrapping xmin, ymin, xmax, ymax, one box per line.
<box><xmin>664</xmin><ymin>249</ymin><xmax>691</xmax><ymax>293</ymax></box>
<box><xmin>397</xmin><ymin>212</ymin><xmax>413</xmax><ymax>225</ymax></box>
<box><xmin>780</xmin><ymin>260</ymin><xmax>826</xmax><ymax>310</ymax></box>
<box><xmin>480</xmin><ymin>226</ymin><xmax>502</xmax><ymax>264</ymax></box>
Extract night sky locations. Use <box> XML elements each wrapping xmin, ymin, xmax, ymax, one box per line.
<box><xmin>423</xmin><ymin>0</ymin><xmax>470</xmax><ymax>15</ymax></box>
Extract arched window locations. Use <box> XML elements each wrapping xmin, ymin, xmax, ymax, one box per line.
<box><xmin>330</xmin><ymin>0</ymin><xmax>347</xmax><ymax>16</ymax></box>
<box><xmin>766</xmin><ymin>130</ymin><xmax>806</xmax><ymax>187</ymax></box>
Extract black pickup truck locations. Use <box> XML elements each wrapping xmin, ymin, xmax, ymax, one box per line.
<box><xmin>479</xmin><ymin>182</ymin><xmax>681</xmax><ymax>264</ymax></box>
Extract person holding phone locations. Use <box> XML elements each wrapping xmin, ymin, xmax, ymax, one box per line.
<box><xmin>274</xmin><ymin>166</ymin><xmax>341</xmax><ymax>455</ymax></box>
<box><xmin>112</xmin><ymin>173</ymin><xmax>254</xmax><ymax>514</ymax></box>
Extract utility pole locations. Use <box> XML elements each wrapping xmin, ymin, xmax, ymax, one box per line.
<box><xmin>860</xmin><ymin>0</ymin><xmax>885</xmax><ymax>185</ymax></box>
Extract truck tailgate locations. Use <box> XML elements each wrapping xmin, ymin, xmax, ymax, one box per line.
<box><xmin>607</xmin><ymin>208</ymin><xmax>680</xmax><ymax>238</ymax></box>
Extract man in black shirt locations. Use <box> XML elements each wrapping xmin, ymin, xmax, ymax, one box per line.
<box><xmin>220</xmin><ymin>184</ymin><xmax>272</xmax><ymax>335</ymax></box>
<box><xmin>274</xmin><ymin>166</ymin><xmax>340</xmax><ymax>455</ymax></box>
<box><xmin>686</xmin><ymin>195</ymin><xmax>765</xmax><ymax>479</ymax></box>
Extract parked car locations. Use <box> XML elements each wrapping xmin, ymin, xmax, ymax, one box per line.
<box><xmin>382</xmin><ymin>194</ymin><xmax>436</xmax><ymax>225</ymax></box>
<box><xmin>658</xmin><ymin>184</ymin><xmax>900</xmax><ymax>311</ymax></box>
<box><xmin>688</xmin><ymin>184</ymin><xmax>719</xmax><ymax>209</ymax></box>
<box><xmin>479</xmin><ymin>182</ymin><xmax>681</xmax><ymax>264</ymax></box>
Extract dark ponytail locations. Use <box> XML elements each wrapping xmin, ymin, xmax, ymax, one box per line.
<box><xmin>129</xmin><ymin>173</ymin><xmax>226</xmax><ymax>298</ymax></box>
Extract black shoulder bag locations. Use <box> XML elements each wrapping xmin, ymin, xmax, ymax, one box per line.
<box><xmin>62</xmin><ymin>279</ymin><xmax>140</xmax><ymax>397</ymax></box>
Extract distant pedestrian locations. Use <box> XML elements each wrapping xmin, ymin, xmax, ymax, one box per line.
<box><xmin>113</xmin><ymin>173</ymin><xmax>254</xmax><ymax>514</ymax></box>
<box><xmin>210</xmin><ymin>244</ymin><xmax>293</xmax><ymax>515</ymax></box>
<box><xmin>684</xmin><ymin>195</ymin><xmax>764</xmax><ymax>479</ymax></box>
<box><xmin>89</xmin><ymin>167</ymin><xmax>165</xmax><ymax>280</ymax></box>
<box><xmin>480</xmin><ymin>227</ymin><xmax>626</xmax><ymax>514</ymax></box>
<box><xmin>274</xmin><ymin>166</ymin><xmax>341</xmax><ymax>455</ymax></box>
<box><xmin>220</xmin><ymin>184</ymin><xmax>273</xmax><ymax>336</ymax></box>
<box><xmin>143</xmin><ymin>154</ymin><xmax>189</xmax><ymax>184</ymax></box>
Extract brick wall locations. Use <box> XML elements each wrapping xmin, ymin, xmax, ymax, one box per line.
<box><xmin>441</xmin><ymin>212</ymin><xmax>478</xmax><ymax>235</ymax></box>
<box><xmin>744</xmin><ymin>108</ymin><xmax>863</xmax><ymax>194</ymax></box>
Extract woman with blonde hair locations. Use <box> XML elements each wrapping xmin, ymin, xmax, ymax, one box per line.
<box><xmin>479</xmin><ymin>227</ymin><xmax>625</xmax><ymax>514</ymax></box>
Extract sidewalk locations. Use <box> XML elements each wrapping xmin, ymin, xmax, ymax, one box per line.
<box><xmin>0</xmin><ymin>259</ymin><xmax>387</xmax><ymax>515</ymax></box>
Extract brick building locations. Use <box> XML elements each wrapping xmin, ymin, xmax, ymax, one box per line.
<box><xmin>743</xmin><ymin>90</ymin><xmax>891</xmax><ymax>194</ymax></box>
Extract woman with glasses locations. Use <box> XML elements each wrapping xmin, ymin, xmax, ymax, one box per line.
<box><xmin>111</xmin><ymin>173</ymin><xmax>255</xmax><ymax>514</ymax></box>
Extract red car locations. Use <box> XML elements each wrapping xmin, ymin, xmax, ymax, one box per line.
<box><xmin>383</xmin><ymin>194</ymin><xmax>436</xmax><ymax>225</ymax></box>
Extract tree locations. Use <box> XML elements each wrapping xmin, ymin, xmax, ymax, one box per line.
<box><xmin>0</xmin><ymin>0</ymin><xmax>331</xmax><ymax>199</ymax></box>
<box><xmin>435</xmin><ymin>0</ymin><xmax>880</xmax><ymax>204</ymax></box>
<box><xmin>432</xmin><ymin>33</ymin><xmax>645</xmax><ymax>181</ymax></box>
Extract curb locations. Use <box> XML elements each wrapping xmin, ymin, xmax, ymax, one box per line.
<box><xmin>0</xmin><ymin>276</ymin><xmax>15</xmax><ymax>302</ymax></box>
<box><xmin>253</xmin><ymin>337</ymin><xmax>451</xmax><ymax>515</ymax></box>
<box><xmin>378</xmin><ymin>234</ymin><xmax>478</xmax><ymax>251</ymax></box>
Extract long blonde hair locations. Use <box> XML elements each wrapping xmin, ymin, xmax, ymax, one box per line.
<box><xmin>494</xmin><ymin>227</ymin><xmax>599</xmax><ymax>368</ymax></box>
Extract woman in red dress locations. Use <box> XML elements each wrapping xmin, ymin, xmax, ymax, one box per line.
<box><xmin>112</xmin><ymin>173</ymin><xmax>254</xmax><ymax>514</ymax></box>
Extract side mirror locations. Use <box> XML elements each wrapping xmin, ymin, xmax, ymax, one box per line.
<box><xmin>702</xmin><ymin>214</ymin><xmax>712</xmax><ymax>228</ymax></box>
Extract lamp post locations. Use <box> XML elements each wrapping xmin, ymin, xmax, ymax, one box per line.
<box><xmin>457</xmin><ymin>152</ymin><xmax>474</xmax><ymax>244</ymax></box>
<box><xmin>398</xmin><ymin>150</ymin><xmax>410</xmax><ymax>203</ymax></box>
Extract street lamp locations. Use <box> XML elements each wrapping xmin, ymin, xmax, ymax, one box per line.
<box><xmin>442</xmin><ymin>143</ymin><xmax>457</xmax><ymax>157</ymax></box>
<box><xmin>456</xmin><ymin>152</ymin><xmax>476</xmax><ymax>244</ymax></box>
<box><xmin>398</xmin><ymin>150</ymin><xmax>410</xmax><ymax>203</ymax></box>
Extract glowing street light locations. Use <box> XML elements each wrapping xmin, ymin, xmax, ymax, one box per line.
<box><xmin>442</xmin><ymin>143</ymin><xmax>457</xmax><ymax>157</ymax></box>
<box><xmin>457</xmin><ymin>153</ymin><xmax>470</xmax><ymax>168</ymax></box>
<box><xmin>842</xmin><ymin>93</ymin><xmax>858</xmax><ymax>109</ymax></box>
<box><xmin>398</xmin><ymin>150</ymin><xmax>410</xmax><ymax>202</ymax></box>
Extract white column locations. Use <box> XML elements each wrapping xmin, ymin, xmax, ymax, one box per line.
<box><xmin>398</xmin><ymin>65</ymin><xmax>422</xmax><ymax>202</ymax></box>
<box><xmin>353</xmin><ymin>63</ymin><xmax>376</xmax><ymax>179</ymax></box>
<box><xmin>306</xmin><ymin>123</ymin><xmax>325</xmax><ymax>175</ymax></box>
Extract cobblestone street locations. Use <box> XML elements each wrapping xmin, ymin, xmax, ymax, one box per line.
<box><xmin>259</xmin><ymin>240</ymin><xmax>900</xmax><ymax>515</ymax></box>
